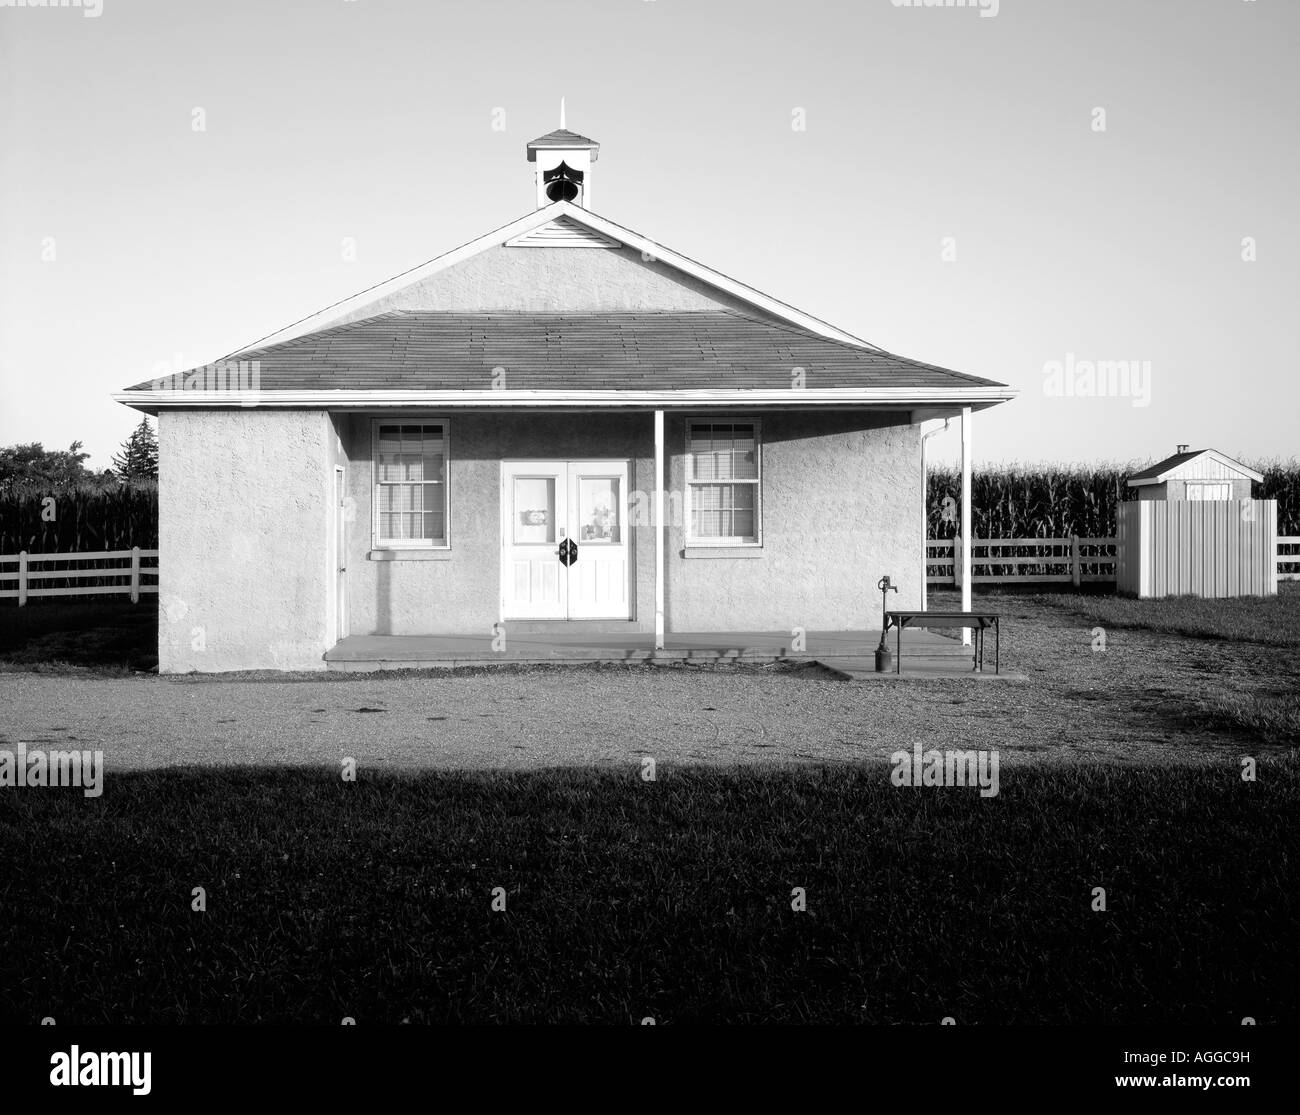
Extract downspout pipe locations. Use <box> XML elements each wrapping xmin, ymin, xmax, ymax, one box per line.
<box><xmin>919</xmin><ymin>419</ymin><xmax>950</xmax><ymax>612</ymax></box>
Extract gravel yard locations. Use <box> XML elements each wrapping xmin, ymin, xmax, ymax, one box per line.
<box><xmin>2</xmin><ymin>592</ymin><xmax>1295</xmax><ymax>771</ymax></box>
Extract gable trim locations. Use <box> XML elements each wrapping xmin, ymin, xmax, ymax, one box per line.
<box><xmin>1127</xmin><ymin>449</ymin><xmax>1263</xmax><ymax>486</ymax></box>
<box><xmin>504</xmin><ymin>216</ymin><xmax>623</xmax><ymax>248</ymax></box>
<box><xmin>235</xmin><ymin>201</ymin><xmax>880</xmax><ymax>354</ymax></box>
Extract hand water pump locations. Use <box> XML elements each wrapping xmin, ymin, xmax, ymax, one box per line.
<box><xmin>874</xmin><ymin>574</ymin><xmax>898</xmax><ymax>673</ymax></box>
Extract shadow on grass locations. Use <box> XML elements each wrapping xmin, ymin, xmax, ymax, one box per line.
<box><xmin>1</xmin><ymin>760</ymin><xmax>1295</xmax><ymax>1024</ymax></box>
<box><xmin>0</xmin><ymin>599</ymin><xmax>157</xmax><ymax>673</ymax></box>
<box><xmin>1189</xmin><ymin>691</ymin><xmax>1300</xmax><ymax>746</ymax></box>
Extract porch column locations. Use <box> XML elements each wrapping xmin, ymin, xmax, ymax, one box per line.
<box><xmin>960</xmin><ymin>405</ymin><xmax>972</xmax><ymax>646</ymax></box>
<box><xmin>654</xmin><ymin>409</ymin><xmax>665</xmax><ymax>650</ymax></box>
<box><xmin>918</xmin><ymin>418</ymin><xmax>949</xmax><ymax>613</ymax></box>
<box><xmin>920</xmin><ymin>429</ymin><xmax>928</xmax><ymax>614</ymax></box>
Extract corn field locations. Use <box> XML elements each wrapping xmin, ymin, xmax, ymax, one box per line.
<box><xmin>1255</xmin><ymin>462</ymin><xmax>1300</xmax><ymax>536</ymax></box>
<box><xmin>0</xmin><ymin>484</ymin><xmax>158</xmax><ymax>597</ymax></box>
<box><xmin>0</xmin><ymin>483</ymin><xmax>158</xmax><ymax>554</ymax></box>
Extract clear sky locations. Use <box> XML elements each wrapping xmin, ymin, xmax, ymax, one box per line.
<box><xmin>1</xmin><ymin>0</ymin><xmax>1296</xmax><ymax>471</ymax></box>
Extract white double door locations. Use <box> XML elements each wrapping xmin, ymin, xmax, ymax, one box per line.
<box><xmin>502</xmin><ymin>460</ymin><xmax>631</xmax><ymax>620</ymax></box>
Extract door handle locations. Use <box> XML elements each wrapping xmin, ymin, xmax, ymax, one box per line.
<box><xmin>558</xmin><ymin>539</ymin><xmax>578</xmax><ymax>566</ymax></box>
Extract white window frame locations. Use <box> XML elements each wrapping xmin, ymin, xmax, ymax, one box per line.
<box><xmin>684</xmin><ymin>417</ymin><xmax>762</xmax><ymax>547</ymax></box>
<box><xmin>371</xmin><ymin>417</ymin><xmax>451</xmax><ymax>550</ymax></box>
<box><xmin>1186</xmin><ymin>481</ymin><xmax>1231</xmax><ymax>501</ymax></box>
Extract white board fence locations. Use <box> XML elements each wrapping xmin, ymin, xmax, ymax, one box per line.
<box><xmin>1281</xmin><ymin>535</ymin><xmax>1300</xmax><ymax>581</ymax></box>
<box><xmin>0</xmin><ymin>540</ymin><xmax>1294</xmax><ymax>603</ymax></box>
<box><xmin>0</xmin><ymin>549</ymin><xmax>159</xmax><ymax>604</ymax></box>
<box><xmin>928</xmin><ymin>535</ymin><xmax>1300</xmax><ymax>586</ymax></box>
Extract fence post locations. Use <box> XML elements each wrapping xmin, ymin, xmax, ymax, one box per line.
<box><xmin>1070</xmin><ymin>534</ymin><xmax>1081</xmax><ymax>588</ymax></box>
<box><xmin>18</xmin><ymin>551</ymin><xmax>27</xmax><ymax>606</ymax></box>
<box><xmin>953</xmin><ymin>533</ymin><xmax>964</xmax><ymax>589</ymax></box>
<box><xmin>130</xmin><ymin>546</ymin><xmax>141</xmax><ymax>604</ymax></box>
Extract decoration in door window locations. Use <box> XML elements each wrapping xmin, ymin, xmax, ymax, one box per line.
<box><xmin>579</xmin><ymin>476</ymin><xmax>620</xmax><ymax>543</ymax></box>
<box><xmin>513</xmin><ymin>476</ymin><xmax>555</xmax><ymax>544</ymax></box>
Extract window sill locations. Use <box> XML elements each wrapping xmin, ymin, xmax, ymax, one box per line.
<box><xmin>681</xmin><ymin>546</ymin><xmax>764</xmax><ymax>559</ymax></box>
<box><xmin>368</xmin><ymin>549</ymin><xmax>454</xmax><ymax>562</ymax></box>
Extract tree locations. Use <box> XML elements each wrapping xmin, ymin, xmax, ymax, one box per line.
<box><xmin>112</xmin><ymin>418</ymin><xmax>158</xmax><ymax>482</ymax></box>
<box><xmin>0</xmin><ymin>441</ymin><xmax>93</xmax><ymax>489</ymax></box>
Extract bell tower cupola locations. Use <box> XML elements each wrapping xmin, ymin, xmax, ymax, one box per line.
<box><xmin>526</xmin><ymin>101</ymin><xmax>599</xmax><ymax>209</ymax></box>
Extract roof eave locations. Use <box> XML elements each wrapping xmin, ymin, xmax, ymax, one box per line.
<box><xmin>113</xmin><ymin>387</ymin><xmax>1018</xmax><ymax>413</ymax></box>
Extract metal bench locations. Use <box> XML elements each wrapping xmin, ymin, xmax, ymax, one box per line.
<box><xmin>883</xmin><ymin>610</ymin><xmax>1001</xmax><ymax>674</ymax></box>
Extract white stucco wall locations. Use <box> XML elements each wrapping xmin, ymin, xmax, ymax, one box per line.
<box><xmin>666</xmin><ymin>413</ymin><xmax>922</xmax><ymax>632</ymax></box>
<box><xmin>323</xmin><ymin>245</ymin><xmax>789</xmax><ymax>324</ymax></box>
<box><xmin>157</xmin><ymin>410</ymin><xmax>333</xmax><ymax>672</ymax></box>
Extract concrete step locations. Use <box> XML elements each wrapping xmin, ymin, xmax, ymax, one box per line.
<box><xmin>506</xmin><ymin>620</ymin><xmax>646</xmax><ymax>636</ymax></box>
<box><xmin>819</xmin><ymin>656</ymin><xmax>1024</xmax><ymax>681</ymax></box>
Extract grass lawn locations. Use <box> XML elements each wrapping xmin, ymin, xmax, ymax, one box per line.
<box><xmin>1019</xmin><ymin>583</ymin><xmax>1300</xmax><ymax>745</ymax></box>
<box><xmin>0</xmin><ymin>599</ymin><xmax>157</xmax><ymax>673</ymax></box>
<box><xmin>1</xmin><ymin>760</ymin><xmax>1294</xmax><ymax>1024</ymax></box>
<box><xmin>2</xmin><ymin>590</ymin><xmax>1297</xmax><ymax>1024</ymax></box>
<box><xmin>1037</xmin><ymin>581</ymin><xmax>1300</xmax><ymax>648</ymax></box>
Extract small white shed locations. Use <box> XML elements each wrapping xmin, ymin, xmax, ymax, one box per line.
<box><xmin>1117</xmin><ymin>447</ymin><xmax>1276</xmax><ymax>598</ymax></box>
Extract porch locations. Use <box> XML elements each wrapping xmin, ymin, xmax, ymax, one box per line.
<box><xmin>324</xmin><ymin>627</ymin><xmax>1020</xmax><ymax>679</ymax></box>
<box><xmin>332</xmin><ymin>402</ymin><xmax>983</xmax><ymax>653</ymax></box>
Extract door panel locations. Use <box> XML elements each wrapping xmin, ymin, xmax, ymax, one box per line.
<box><xmin>501</xmin><ymin>460</ymin><xmax>631</xmax><ymax>620</ymax></box>
<box><xmin>567</xmin><ymin>462</ymin><xmax>630</xmax><ymax>619</ymax></box>
<box><xmin>503</xmin><ymin>463</ymin><xmax>567</xmax><ymax>618</ymax></box>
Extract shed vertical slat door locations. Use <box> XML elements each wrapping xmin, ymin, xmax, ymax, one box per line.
<box><xmin>1156</xmin><ymin>500</ymin><xmax>1170</xmax><ymax>597</ymax></box>
<box><xmin>1221</xmin><ymin>502</ymin><xmax>1234</xmax><ymax>598</ymax></box>
<box><xmin>1123</xmin><ymin>499</ymin><xmax>1278</xmax><ymax>598</ymax></box>
<box><xmin>1192</xmin><ymin>501</ymin><xmax>1206</xmax><ymax>597</ymax></box>
<box><xmin>1242</xmin><ymin>504</ymin><xmax>1254</xmax><ymax>595</ymax></box>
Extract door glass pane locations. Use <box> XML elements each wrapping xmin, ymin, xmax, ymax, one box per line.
<box><xmin>513</xmin><ymin>477</ymin><xmax>555</xmax><ymax>544</ymax></box>
<box><xmin>579</xmin><ymin>476</ymin><xmax>620</xmax><ymax>543</ymax></box>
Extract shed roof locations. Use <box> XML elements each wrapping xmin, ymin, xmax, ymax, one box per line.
<box><xmin>121</xmin><ymin>310</ymin><xmax>1008</xmax><ymax>398</ymax></box>
<box><xmin>1128</xmin><ymin>448</ymin><xmax>1262</xmax><ymax>486</ymax></box>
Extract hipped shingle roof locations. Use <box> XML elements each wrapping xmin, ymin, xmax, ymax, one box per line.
<box><xmin>124</xmin><ymin>310</ymin><xmax>1006</xmax><ymax>394</ymax></box>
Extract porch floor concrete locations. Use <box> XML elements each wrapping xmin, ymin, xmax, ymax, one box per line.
<box><xmin>324</xmin><ymin>629</ymin><xmax>1022</xmax><ymax>678</ymax></box>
